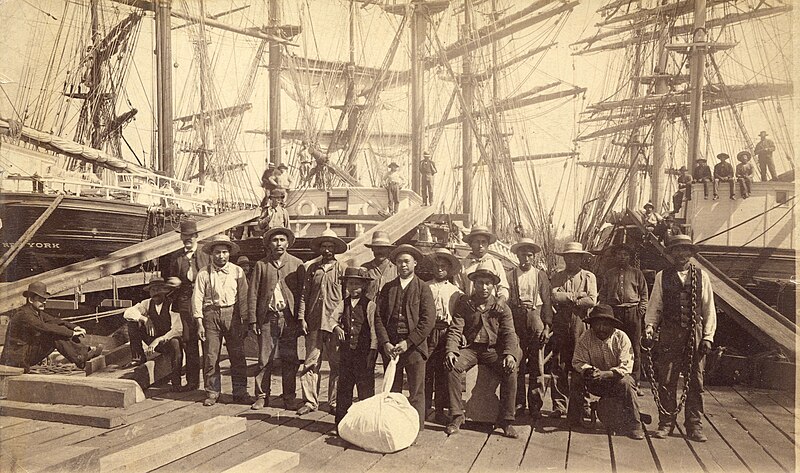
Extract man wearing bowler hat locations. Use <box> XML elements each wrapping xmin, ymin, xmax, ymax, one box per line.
<box><xmin>164</xmin><ymin>219</ymin><xmax>209</xmax><ymax>391</ymax></box>
<box><xmin>374</xmin><ymin>243</ymin><xmax>436</xmax><ymax>430</ymax></box>
<box><xmin>507</xmin><ymin>237</ymin><xmax>553</xmax><ymax>419</ymax></box>
<box><xmin>645</xmin><ymin>235</ymin><xmax>716</xmax><ymax>443</ymax></box>
<box><xmin>297</xmin><ymin>229</ymin><xmax>348</xmax><ymax>415</ymax></box>
<box><xmin>460</xmin><ymin>225</ymin><xmax>510</xmax><ymax>304</ymax></box>
<box><xmin>382</xmin><ymin>162</ymin><xmax>404</xmax><ymax>215</ymax></box>
<box><xmin>572</xmin><ymin>304</ymin><xmax>644</xmax><ymax>440</ymax></box>
<box><xmin>193</xmin><ymin>234</ymin><xmax>250</xmax><ymax>406</ymax></box>
<box><xmin>123</xmin><ymin>277</ymin><xmax>184</xmax><ymax>390</ymax></box>
<box><xmin>248</xmin><ymin>227</ymin><xmax>305</xmax><ymax>410</ymax></box>
<box><xmin>753</xmin><ymin>130</ymin><xmax>777</xmax><ymax>181</ymax></box>
<box><xmin>549</xmin><ymin>242</ymin><xmax>597</xmax><ymax>424</ymax></box>
<box><xmin>713</xmin><ymin>153</ymin><xmax>735</xmax><ymax>200</ymax></box>
<box><xmin>1</xmin><ymin>282</ymin><xmax>103</xmax><ymax>371</ymax></box>
<box><xmin>363</xmin><ymin>231</ymin><xmax>397</xmax><ymax>301</ymax></box>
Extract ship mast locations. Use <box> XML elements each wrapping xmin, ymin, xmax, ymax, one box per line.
<box><xmin>461</xmin><ymin>0</ymin><xmax>474</xmax><ymax>224</ymax></box>
<box><xmin>686</xmin><ymin>0</ymin><xmax>707</xmax><ymax>171</ymax></box>
<box><xmin>268</xmin><ymin>0</ymin><xmax>282</xmax><ymax>167</ymax></box>
<box><xmin>154</xmin><ymin>0</ymin><xmax>174</xmax><ymax>176</ymax></box>
<box><xmin>410</xmin><ymin>2</ymin><xmax>427</xmax><ymax>195</ymax></box>
<box><xmin>489</xmin><ymin>0</ymin><xmax>500</xmax><ymax>233</ymax></box>
<box><xmin>650</xmin><ymin>27</ymin><xmax>670</xmax><ymax>206</ymax></box>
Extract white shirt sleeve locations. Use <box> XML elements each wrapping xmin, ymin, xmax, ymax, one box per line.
<box><xmin>700</xmin><ymin>270</ymin><xmax>716</xmax><ymax>342</ymax></box>
<box><xmin>368</xmin><ymin>300</ymin><xmax>378</xmax><ymax>350</ymax></box>
<box><xmin>193</xmin><ymin>270</ymin><xmax>207</xmax><ymax>319</ymax></box>
<box><xmin>163</xmin><ymin>308</ymin><xmax>183</xmax><ymax>341</ymax></box>
<box><xmin>321</xmin><ymin>300</ymin><xmax>344</xmax><ymax>333</ymax></box>
<box><xmin>614</xmin><ymin>331</ymin><xmax>634</xmax><ymax>377</ymax></box>
<box><xmin>572</xmin><ymin>331</ymin><xmax>592</xmax><ymax>373</ymax></box>
<box><xmin>124</xmin><ymin>300</ymin><xmax>150</xmax><ymax>323</ymax></box>
<box><xmin>645</xmin><ymin>271</ymin><xmax>664</xmax><ymax>328</ymax></box>
<box><xmin>494</xmin><ymin>259</ymin><xmax>510</xmax><ymax>300</ymax></box>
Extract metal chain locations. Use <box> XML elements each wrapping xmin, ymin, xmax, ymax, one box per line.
<box><xmin>641</xmin><ymin>264</ymin><xmax>698</xmax><ymax>418</ymax></box>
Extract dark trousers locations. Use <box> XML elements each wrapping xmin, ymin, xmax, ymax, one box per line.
<box><xmin>714</xmin><ymin>178</ymin><xmax>735</xmax><ymax>198</ymax></box>
<box><xmin>421</xmin><ymin>177</ymin><xmax>433</xmax><ymax>206</ymax></box>
<box><xmin>386</xmin><ymin>182</ymin><xmax>400</xmax><ymax>214</ymax></box>
<box><xmin>127</xmin><ymin>321</ymin><xmax>182</xmax><ymax>385</ymax></box>
<box><xmin>652</xmin><ymin>320</ymin><xmax>705</xmax><ymax>430</ymax></box>
<box><xmin>695</xmin><ymin>179</ymin><xmax>711</xmax><ymax>198</ymax></box>
<box><xmin>425</xmin><ymin>326</ymin><xmax>448</xmax><ymax>412</ymax></box>
<box><xmin>179</xmin><ymin>310</ymin><xmax>201</xmax><ymax>387</ymax></box>
<box><xmin>612</xmin><ymin>305</ymin><xmax>642</xmax><ymax>383</ymax></box>
<box><xmin>759</xmin><ymin>155</ymin><xmax>777</xmax><ymax>181</ymax></box>
<box><xmin>572</xmin><ymin>374</ymin><xmax>641</xmax><ymax>431</ymax></box>
<box><xmin>254</xmin><ymin>311</ymin><xmax>299</xmax><ymax>403</ymax></box>
<box><xmin>738</xmin><ymin>177</ymin><xmax>752</xmax><ymax>197</ymax></box>
<box><xmin>382</xmin><ymin>348</ymin><xmax>427</xmax><ymax>430</ymax></box>
<box><xmin>336</xmin><ymin>346</ymin><xmax>377</xmax><ymax>426</ymax></box>
<box><xmin>672</xmin><ymin>191</ymin><xmax>684</xmax><ymax>214</ymax></box>
<box><xmin>447</xmin><ymin>344</ymin><xmax>517</xmax><ymax>422</ymax></box>
<box><xmin>512</xmin><ymin>306</ymin><xmax>546</xmax><ymax>414</ymax></box>
<box><xmin>202</xmin><ymin>306</ymin><xmax>247</xmax><ymax>397</ymax></box>
<box><xmin>551</xmin><ymin>308</ymin><xmax>588</xmax><ymax>416</ymax></box>
<box><xmin>5</xmin><ymin>336</ymin><xmax>90</xmax><ymax>372</ymax></box>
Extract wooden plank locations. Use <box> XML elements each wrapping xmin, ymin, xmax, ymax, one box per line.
<box><xmin>0</xmin><ymin>400</ymin><xmax>126</xmax><ymax>428</ymax></box>
<box><xmin>422</xmin><ymin>424</ymin><xmax>489</xmax><ymax>473</ymax></box>
<box><xmin>708</xmin><ymin>388</ymin><xmax>795</xmax><ymax>471</ymax></box>
<box><xmin>768</xmin><ymin>391</ymin><xmax>798</xmax><ymax>418</ymax></box>
<box><xmin>318</xmin><ymin>445</ymin><xmax>384</xmax><ymax>473</ymax></box>
<box><xmin>519</xmin><ymin>417</ymin><xmax>569</xmax><ymax>471</ymax></box>
<box><xmin>222</xmin><ymin>450</ymin><xmax>299</xmax><ymax>473</ymax></box>
<box><xmin>566</xmin><ymin>427</ymin><xmax>612</xmax><ymax>472</ymax></box>
<box><xmin>0</xmin><ymin>419</ymin><xmax>51</xmax><ymax>440</ymax></box>
<box><xmin>733</xmin><ymin>387</ymin><xmax>795</xmax><ymax>442</ymax></box>
<box><xmin>6</xmin><ymin>374</ymin><xmax>144</xmax><ymax>408</ymax></box>
<box><xmin>99</xmin><ymin>416</ymin><xmax>247</xmax><ymax>473</ymax></box>
<box><xmin>703</xmin><ymin>387</ymin><xmax>784</xmax><ymax>472</ymax></box>
<box><xmin>1</xmin><ymin>422</ymin><xmax>83</xmax><ymax>453</ymax></box>
<box><xmin>92</xmin><ymin>352</ymin><xmax>174</xmax><ymax>389</ymax></box>
<box><xmin>0</xmin><ymin>415</ymin><xmax>30</xmax><ymax>428</ymax></box>
<box><xmin>0</xmin><ymin>364</ymin><xmax>25</xmax><ymax>398</ymax></box>
<box><xmin>286</xmin><ymin>425</ymin><xmax>351</xmax><ymax>472</ymax></box>
<box><xmin>0</xmin><ymin>445</ymin><xmax>99</xmax><ymax>473</ymax></box>
<box><xmin>368</xmin><ymin>424</ymin><xmax>450</xmax><ymax>472</ymax></box>
<box><xmin>610</xmin><ymin>430</ymin><xmax>658</xmax><ymax>473</ymax></box>
<box><xmin>470</xmin><ymin>424</ymin><xmax>533</xmax><ymax>473</ymax></box>
<box><xmin>84</xmin><ymin>343</ymin><xmax>133</xmax><ymax>375</ymax></box>
<box><xmin>672</xmin><ymin>422</ymin><xmax>747</xmax><ymax>473</ymax></box>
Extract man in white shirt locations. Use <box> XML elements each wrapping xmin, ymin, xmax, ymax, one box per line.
<box><xmin>124</xmin><ymin>277</ymin><xmax>183</xmax><ymax>391</ymax></box>
<box><xmin>572</xmin><ymin>304</ymin><xmax>644</xmax><ymax>440</ymax></box>
<box><xmin>459</xmin><ymin>225</ymin><xmax>509</xmax><ymax>304</ymax></box>
<box><xmin>645</xmin><ymin>235</ymin><xmax>716</xmax><ymax>443</ymax></box>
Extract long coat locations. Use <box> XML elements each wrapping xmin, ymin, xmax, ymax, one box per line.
<box><xmin>445</xmin><ymin>294</ymin><xmax>521</xmax><ymax>360</ymax></box>
<box><xmin>0</xmin><ymin>303</ymin><xmax>78</xmax><ymax>368</ymax></box>
<box><xmin>247</xmin><ymin>253</ymin><xmax>306</xmax><ymax>325</ymax></box>
<box><xmin>374</xmin><ymin>275</ymin><xmax>436</xmax><ymax>359</ymax></box>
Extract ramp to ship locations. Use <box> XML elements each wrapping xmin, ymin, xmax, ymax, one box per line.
<box><xmin>0</xmin><ymin>209</ymin><xmax>260</xmax><ymax>314</ymax></box>
<box><xmin>340</xmin><ymin>204</ymin><xmax>436</xmax><ymax>266</ymax></box>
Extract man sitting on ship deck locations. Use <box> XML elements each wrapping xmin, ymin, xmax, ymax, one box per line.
<box><xmin>1</xmin><ymin>282</ymin><xmax>103</xmax><ymax>372</ymax></box>
<box><xmin>713</xmin><ymin>153</ymin><xmax>735</xmax><ymax>200</ymax></box>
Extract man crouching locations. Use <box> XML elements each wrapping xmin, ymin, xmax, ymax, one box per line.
<box><xmin>444</xmin><ymin>262</ymin><xmax>521</xmax><ymax>438</ymax></box>
<box><xmin>571</xmin><ymin>304</ymin><xmax>644</xmax><ymax>440</ymax></box>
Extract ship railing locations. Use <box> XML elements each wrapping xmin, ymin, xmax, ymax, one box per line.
<box><xmin>116</xmin><ymin>172</ymin><xmax>206</xmax><ymax>197</ymax></box>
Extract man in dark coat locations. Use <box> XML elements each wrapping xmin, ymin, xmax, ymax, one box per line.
<box><xmin>444</xmin><ymin>263</ymin><xmax>521</xmax><ymax>438</ymax></box>
<box><xmin>692</xmin><ymin>158</ymin><xmax>713</xmax><ymax>199</ymax></box>
<box><xmin>374</xmin><ymin>243</ymin><xmax>436</xmax><ymax>430</ymax></box>
<box><xmin>248</xmin><ymin>227</ymin><xmax>305</xmax><ymax>410</ymax></box>
<box><xmin>713</xmin><ymin>153</ymin><xmax>735</xmax><ymax>200</ymax></box>
<box><xmin>1</xmin><ymin>282</ymin><xmax>102</xmax><ymax>371</ymax></box>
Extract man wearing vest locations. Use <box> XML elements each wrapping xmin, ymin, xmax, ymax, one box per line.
<box><xmin>363</xmin><ymin>231</ymin><xmax>397</xmax><ymax>302</ymax></box>
<box><xmin>374</xmin><ymin>244</ymin><xmax>436</xmax><ymax>431</ymax></box>
<box><xmin>444</xmin><ymin>263</ymin><xmax>521</xmax><ymax>438</ymax></box>
<box><xmin>550</xmin><ymin>242</ymin><xmax>598</xmax><ymax>425</ymax></box>
<box><xmin>193</xmin><ymin>234</ymin><xmax>250</xmax><ymax>406</ymax></box>
<box><xmin>645</xmin><ymin>235</ymin><xmax>716</xmax><ymax>442</ymax></box>
<box><xmin>323</xmin><ymin>267</ymin><xmax>379</xmax><ymax>428</ymax></box>
<box><xmin>297</xmin><ymin>229</ymin><xmax>348</xmax><ymax>415</ymax></box>
<box><xmin>124</xmin><ymin>277</ymin><xmax>184</xmax><ymax>390</ymax></box>
<box><xmin>459</xmin><ymin>225</ymin><xmax>510</xmax><ymax>304</ymax></box>
<box><xmin>507</xmin><ymin>237</ymin><xmax>553</xmax><ymax>419</ymax></box>
<box><xmin>248</xmin><ymin>227</ymin><xmax>306</xmax><ymax>410</ymax></box>
<box><xmin>164</xmin><ymin>219</ymin><xmax>209</xmax><ymax>391</ymax></box>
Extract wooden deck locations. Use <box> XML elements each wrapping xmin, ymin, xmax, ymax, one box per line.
<box><xmin>0</xmin><ymin>361</ymin><xmax>795</xmax><ymax>473</ymax></box>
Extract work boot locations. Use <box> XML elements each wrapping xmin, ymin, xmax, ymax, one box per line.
<box><xmin>445</xmin><ymin>414</ymin><xmax>465</xmax><ymax>435</ymax></box>
<box><xmin>548</xmin><ymin>409</ymin><xmax>565</xmax><ymax>419</ymax></box>
<box><xmin>251</xmin><ymin>397</ymin><xmax>267</xmax><ymax>410</ymax></box>
<box><xmin>203</xmin><ymin>394</ymin><xmax>218</xmax><ymax>407</ymax></box>
<box><xmin>651</xmin><ymin>424</ymin><xmax>671</xmax><ymax>439</ymax></box>
<box><xmin>433</xmin><ymin>409</ymin><xmax>450</xmax><ymax>426</ymax></box>
<box><xmin>625</xmin><ymin>424</ymin><xmax>645</xmax><ymax>440</ymax></box>
<box><xmin>686</xmin><ymin>428</ymin><xmax>707</xmax><ymax>443</ymax></box>
<box><xmin>499</xmin><ymin>422</ymin><xmax>519</xmax><ymax>439</ymax></box>
<box><xmin>297</xmin><ymin>404</ymin><xmax>314</xmax><ymax>416</ymax></box>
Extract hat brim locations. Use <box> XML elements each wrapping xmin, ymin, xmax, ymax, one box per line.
<box><xmin>511</xmin><ymin>242</ymin><xmax>542</xmax><ymax>255</ymax></box>
<box><xmin>556</xmin><ymin>250</ymin><xmax>590</xmax><ymax>256</ymax></box>
<box><xmin>365</xmin><ymin>242</ymin><xmax>396</xmax><ymax>249</ymax></box>
<box><xmin>201</xmin><ymin>240</ymin><xmax>240</xmax><ymax>256</ymax></box>
<box><xmin>467</xmin><ymin>269</ymin><xmax>501</xmax><ymax>285</ymax></box>
<box><xmin>427</xmin><ymin>252</ymin><xmax>462</xmax><ymax>274</ymax></box>
<box><xmin>310</xmin><ymin>236</ymin><xmax>347</xmax><ymax>254</ymax></box>
<box><xmin>585</xmin><ymin>314</ymin><xmax>623</xmax><ymax>328</ymax></box>
<box><xmin>23</xmin><ymin>289</ymin><xmax>50</xmax><ymax>299</ymax></box>
<box><xmin>262</xmin><ymin>227</ymin><xmax>296</xmax><ymax>247</ymax></box>
<box><xmin>339</xmin><ymin>275</ymin><xmax>373</xmax><ymax>282</ymax></box>
<box><xmin>390</xmin><ymin>245</ymin><xmax>424</xmax><ymax>263</ymax></box>
<box><xmin>463</xmin><ymin>231</ymin><xmax>497</xmax><ymax>245</ymax></box>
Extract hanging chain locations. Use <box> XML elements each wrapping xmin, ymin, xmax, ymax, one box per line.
<box><xmin>641</xmin><ymin>264</ymin><xmax>698</xmax><ymax>418</ymax></box>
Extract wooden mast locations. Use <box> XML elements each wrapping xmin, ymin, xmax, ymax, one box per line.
<box><xmin>89</xmin><ymin>0</ymin><xmax>103</xmax><ymax>151</ymax></box>
<box><xmin>650</xmin><ymin>27</ymin><xmax>670</xmax><ymax>206</ymax></box>
<box><xmin>489</xmin><ymin>0</ymin><xmax>500</xmax><ymax>234</ymax></box>
<box><xmin>687</xmin><ymin>0</ymin><xmax>707</xmax><ymax>171</ymax></box>
<box><xmin>461</xmin><ymin>0</ymin><xmax>474</xmax><ymax>224</ymax></box>
<box><xmin>410</xmin><ymin>3</ymin><xmax>426</xmax><ymax>195</ymax></box>
<box><xmin>155</xmin><ymin>0</ymin><xmax>174</xmax><ymax>177</ymax></box>
<box><xmin>195</xmin><ymin>0</ymin><xmax>209</xmax><ymax>185</ymax></box>
<box><xmin>268</xmin><ymin>0</ymin><xmax>282</xmax><ymax>166</ymax></box>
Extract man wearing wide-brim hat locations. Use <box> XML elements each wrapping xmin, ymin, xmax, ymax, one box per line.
<box><xmin>549</xmin><ymin>241</ymin><xmax>598</xmax><ymax>424</ymax></box>
<box><xmin>459</xmin><ymin>224</ymin><xmax>510</xmax><ymax>304</ymax></box>
<box><xmin>644</xmin><ymin>235</ymin><xmax>716</xmax><ymax>443</ymax></box>
<box><xmin>754</xmin><ymin>130</ymin><xmax>777</xmax><ymax>181</ymax></box>
<box><xmin>192</xmin><ymin>234</ymin><xmax>250</xmax><ymax>406</ymax></box>
<box><xmin>444</xmin><ymin>262</ymin><xmax>521</xmax><ymax>438</ymax></box>
<box><xmin>297</xmin><ymin>229</ymin><xmax>347</xmax><ymax>416</ymax></box>
<box><xmin>424</xmin><ymin>247</ymin><xmax>463</xmax><ymax>424</ymax></box>
<box><xmin>0</xmin><ymin>282</ymin><xmax>103</xmax><ymax>372</ymax></box>
<box><xmin>642</xmin><ymin>202</ymin><xmax>662</xmax><ymax>233</ymax></box>
<box><xmin>248</xmin><ymin>226</ymin><xmax>305</xmax><ymax>410</ymax></box>
<box><xmin>673</xmin><ymin>165</ymin><xmax>693</xmax><ymax>214</ymax></box>
<box><xmin>506</xmin><ymin>237</ymin><xmax>553</xmax><ymax>419</ymax></box>
<box><xmin>692</xmin><ymin>158</ymin><xmax>713</xmax><ymax>199</ymax></box>
<box><xmin>123</xmin><ymin>277</ymin><xmax>184</xmax><ymax>390</ymax></box>
<box><xmin>713</xmin><ymin>152</ymin><xmax>735</xmax><ymax>200</ymax></box>
<box><xmin>572</xmin><ymin>304</ymin><xmax>644</xmax><ymax>440</ymax></box>
<box><xmin>735</xmin><ymin>151</ymin><xmax>754</xmax><ymax>199</ymax></box>
<box><xmin>363</xmin><ymin>231</ymin><xmax>397</xmax><ymax>301</ymax></box>
<box><xmin>165</xmin><ymin>218</ymin><xmax>209</xmax><ymax>391</ymax></box>
<box><xmin>374</xmin><ymin>243</ymin><xmax>436</xmax><ymax>431</ymax></box>
<box><xmin>382</xmin><ymin>162</ymin><xmax>404</xmax><ymax>215</ymax></box>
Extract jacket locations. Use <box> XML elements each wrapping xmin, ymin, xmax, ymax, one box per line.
<box><xmin>445</xmin><ymin>294</ymin><xmax>521</xmax><ymax>360</ymax></box>
<box><xmin>165</xmin><ymin>246</ymin><xmax>210</xmax><ymax>314</ymax></box>
<box><xmin>247</xmin><ymin>253</ymin><xmax>306</xmax><ymax>325</ymax></box>
<box><xmin>374</xmin><ymin>275</ymin><xmax>436</xmax><ymax>358</ymax></box>
<box><xmin>0</xmin><ymin>303</ymin><xmax>77</xmax><ymax>368</ymax></box>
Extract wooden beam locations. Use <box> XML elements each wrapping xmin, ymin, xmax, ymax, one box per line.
<box><xmin>454</xmin><ymin>151</ymin><xmax>578</xmax><ymax>168</ymax></box>
<box><xmin>0</xmin><ymin>399</ymin><xmax>127</xmax><ymax>428</ymax></box>
<box><xmin>1</xmin><ymin>446</ymin><xmax>100</xmax><ymax>473</ymax></box>
<box><xmin>6</xmin><ymin>374</ymin><xmax>144</xmax><ymax>408</ymax></box>
<box><xmin>473</xmin><ymin>43</ymin><xmax>557</xmax><ymax>82</ymax></box>
<box><xmin>222</xmin><ymin>450</ymin><xmax>300</xmax><ymax>473</ymax></box>
<box><xmin>0</xmin><ymin>194</ymin><xmax>63</xmax><ymax>276</ymax></box>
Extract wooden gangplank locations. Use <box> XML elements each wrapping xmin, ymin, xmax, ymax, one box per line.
<box><xmin>0</xmin><ymin>208</ymin><xmax>260</xmax><ymax>313</ymax></box>
<box><xmin>341</xmin><ymin>204</ymin><xmax>436</xmax><ymax>266</ymax></box>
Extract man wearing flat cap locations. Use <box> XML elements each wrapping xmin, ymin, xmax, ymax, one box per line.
<box><xmin>572</xmin><ymin>304</ymin><xmax>644</xmax><ymax>440</ymax></box>
<box><xmin>507</xmin><ymin>238</ymin><xmax>552</xmax><ymax>419</ymax></box>
<box><xmin>459</xmin><ymin>225</ymin><xmax>510</xmax><ymax>304</ymax></box>
<box><xmin>297</xmin><ymin>229</ymin><xmax>347</xmax><ymax>415</ymax></box>
<box><xmin>124</xmin><ymin>277</ymin><xmax>184</xmax><ymax>390</ymax></box>
<box><xmin>444</xmin><ymin>262</ymin><xmax>521</xmax><ymax>438</ymax></box>
<box><xmin>363</xmin><ymin>231</ymin><xmax>397</xmax><ymax>301</ymax></box>
<box><xmin>374</xmin><ymin>243</ymin><xmax>436</xmax><ymax>430</ymax></box>
<box><xmin>753</xmin><ymin>130</ymin><xmax>776</xmax><ymax>181</ymax></box>
<box><xmin>258</xmin><ymin>187</ymin><xmax>290</xmax><ymax>232</ymax></box>
<box><xmin>713</xmin><ymin>153</ymin><xmax>735</xmax><ymax>200</ymax></box>
<box><xmin>193</xmin><ymin>234</ymin><xmax>250</xmax><ymax>406</ymax></box>
<box><xmin>1</xmin><ymin>282</ymin><xmax>103</xmax><ymax>372</ymax></box>
<box><xmin>645</xmin><ymin>235</ymin><xmax>716</xmax><ymax>443</ymax></box>
<box><xmin>549</xmin><ymin>242</ymin><xmax>597</xmax><ymax>424</ymax></box>
<box><xmin>248</xmin><ymin>227</ymin><xmax>305</xmax><ymax>410</ymax></box>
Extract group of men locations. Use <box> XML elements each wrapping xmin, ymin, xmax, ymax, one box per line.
<box><xmin>2</xmin><ymin>218</ymin><xmax>717</xmax><ymax>445</ymax></box>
